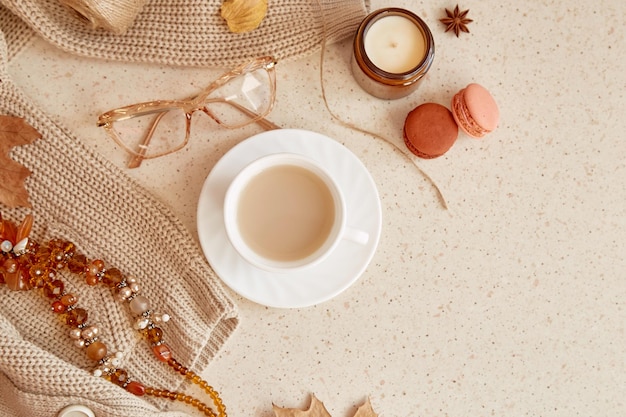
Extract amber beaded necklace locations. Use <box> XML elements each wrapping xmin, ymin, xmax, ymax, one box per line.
<box><xmin>0</xmin><ymin>214</ymin><xmax>226</xmax><ymax>417</ymax></box>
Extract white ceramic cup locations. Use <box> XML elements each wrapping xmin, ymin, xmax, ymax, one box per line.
<box><xmin>224</xmin><ymin>153</ymin><xmax>369</xmax><ymax>272</ymax></box>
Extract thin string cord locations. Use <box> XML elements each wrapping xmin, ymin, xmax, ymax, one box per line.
<box><xmin>315</xmin><ymin>2</ymin><xmax>448</xmax><ymax>210</ymax></box>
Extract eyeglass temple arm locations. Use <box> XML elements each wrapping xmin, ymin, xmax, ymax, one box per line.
<box><xmin>223</xmin><ymin>100</ymin><xmax>281</xmax><ymax>130</ymax></box>
<box><xmin>127</xmin><ymin>111</ymin><xmax>167</xmax><ymax>169</ymax></box>
<box><xmin>252</xmin><ymin>114</ymin><xmax>280</xmax><ymax>131</ymax></box>
<box><xmin>128</xmin><ymin>102</ymin><xmax>280</xmax><ymax>169</ymax></box>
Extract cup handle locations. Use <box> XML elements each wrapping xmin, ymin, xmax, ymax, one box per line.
<box><xmin>342</xmin><ymin>227</ymin><xmax>369</xmax><ymax>245</ymax></box>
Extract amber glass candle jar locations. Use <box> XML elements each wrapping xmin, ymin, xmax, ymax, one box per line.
<box><xmin>351</xmin><ymin>8</ymin><xmax>435</xmax><ymax>100</ymax></box>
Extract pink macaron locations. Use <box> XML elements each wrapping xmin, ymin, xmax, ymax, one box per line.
<box><xmin>451</xmin><ymin>83</ymin><xmax>499</xmax><ymax>138</ymax></box>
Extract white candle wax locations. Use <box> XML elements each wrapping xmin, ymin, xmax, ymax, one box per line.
<box><xmin>363</xmin><ymin>15</ymin><xmax>426</xmax><ymax>74</ymax></box>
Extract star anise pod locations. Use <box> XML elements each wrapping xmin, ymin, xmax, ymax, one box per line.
<box><xmin>440</xmin><ymin>5</ymin><xmax>473</xmax><ymax>37</ymax></box>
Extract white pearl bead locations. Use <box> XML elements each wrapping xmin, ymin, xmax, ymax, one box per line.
<box><xmin>93</xmin><ymin>369</ymin><xmax>103</xmax><ymax>377</ymax></box>
<box><xmin>126</xmin><ymin>275</ymin><xmax>137</xmax><ymax>284</ymax></box>
<box><xmin>118</xmin><ymin>287</ymin><xmax>132</xmax><ymax>299</ymax></box>
<box><xmin>74</xmin><ymin>339</ymin><xmax>85</xmax><ymax>348</ymax></box>
<box><xmin>129</xmin><ymin>282</ymin><xmax>140</xmax><ymax>293</ymax></box>
<box><xmin>1</xmin><ymin>240</ymin><xmax>12</xmax><ymax>253</ymax></box>
<box><xmin>135</xmin><ymin>317</ymin><xmax>149</xmax><ymax>330</ymax></box>
<box><xmin>81</xmin><ymin>326</ymin><xmax>98</xmax><ymax>339</ymax></box>
<box><xmin>153</xmin><ymin>313</ymin><xmax>170</xmax><ymax>323</ymax></box>
<box><xmin>115</xmin><ymin>351</ymin><xmax>123</xmax><ymax>359</ymax></box>
<box><xmin>69</xmin><ymin>328</ymin><xmax>82</xmax><ymax>339</ymax></box>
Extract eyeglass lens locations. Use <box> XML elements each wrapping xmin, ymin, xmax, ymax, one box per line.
<box><xmin>207</xmin><ymin>67</ymin><xmax>273</xmax><ymax>127</ymax></box>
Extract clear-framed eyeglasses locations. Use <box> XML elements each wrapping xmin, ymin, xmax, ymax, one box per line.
<box><xmin>97</xmin><ymin>56</ymin><xmax>279</xmax><ymax>168</ymax></box>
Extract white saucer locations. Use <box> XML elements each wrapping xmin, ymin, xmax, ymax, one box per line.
<box><xmin>196</xmin><ymin>129</ymin><xmax>382</xmax><ymax>308</ymax></box>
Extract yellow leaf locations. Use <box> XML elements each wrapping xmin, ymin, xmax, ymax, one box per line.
<box><xmin>221</xmin><ymin>0</ymin><xmax>268</xmax><ymax>33</ymax></box>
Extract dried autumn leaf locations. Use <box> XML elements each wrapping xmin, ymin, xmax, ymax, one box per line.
<box><xmin>221</xmin><ymin>0</ymin><xmax>268</xmax><ymax>33</ymax></box>
<box><xmin>353</xmin><ymin>398</ymin><xmax>378</xmax><ymax>417</ymax></box>
<box><xmin>273</xmin><ymin>395</ymin><xmax>331</xmax><ymax>417</ymax></box>
<box><xmin>273</xmin><ymin>395</ymin><xmax>378</xmax><ymax>417</ymax></box>
<box><xmin>0</xmin><ymin>115</ymin><xmax>41</xmax><ymax>208</ymax></box>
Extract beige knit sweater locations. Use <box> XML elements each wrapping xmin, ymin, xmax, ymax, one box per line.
<box><xmin>0</xmin><ymin>26</ymin><xmax>241</xmax><ymax>415</ymax></box>
<box><xmin>0</xmin><ymin>1</ymin><xmax>369</xmax><ymax>415</ymax></box>
<box><xmin>0</xmin><ymin>0</ymin><xmax>369</xmax><ymax>67</ymax></box>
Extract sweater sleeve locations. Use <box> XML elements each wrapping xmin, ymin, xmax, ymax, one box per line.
<box><xmin>0</xmin><ymin>0</ymin><xmax>369</xmax><ymax>67</ymax></box>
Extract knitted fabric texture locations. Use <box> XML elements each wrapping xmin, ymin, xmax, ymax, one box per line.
<box><xmin>0</xmin><ymin>29</ymin><xmax>238</xmax><ymax>417</ymax></box>
<box><xmin>0</xmin><ymin>0</ymin><xmax>369</xmax><ymax>67</ymax></box>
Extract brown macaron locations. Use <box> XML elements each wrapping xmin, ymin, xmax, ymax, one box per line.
<box><xmin>403</xmin><ymin>103</ymin><xmax>459</xmax><ymax>159</ymax></box>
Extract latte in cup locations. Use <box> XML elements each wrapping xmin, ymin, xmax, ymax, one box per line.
<box><xmin>237</xmin><ymin>164</ymin><xmax>335</xmax><ymax>262</ymax></box>
<box><xmin>224</xmin><ymin>153</ymin><xmax>346</xmax><ymax>272</ymax></box>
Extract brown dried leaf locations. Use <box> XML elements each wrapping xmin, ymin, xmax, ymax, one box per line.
<box><xmin>221</xmin><ymin>0</ymin><xmax>268</xmax><ymax>33</ymax></box>
<box><xmin>354</xmin><ymin>398</ymin><xmax>378</xmax><ymax>417</ymax></box>
<box><xmin>273</xmin><ymin>395</ymin><xmax>378</xmax><ymax>417</ymax></box>
<box><xmin>273</xmin><ymin>395</ymin><xmax>332</xmax><ymax>417</ymax></box>
<box><xmin>0</xmin><ymin>115</ymin><xmax>41</xmax><ymax>208</ymax></box>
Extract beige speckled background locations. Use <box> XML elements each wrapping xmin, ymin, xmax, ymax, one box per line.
<box><xmin>8</xmin><ymin>0</ymin><xmax>625</xmax><ymax>416</ymax></box>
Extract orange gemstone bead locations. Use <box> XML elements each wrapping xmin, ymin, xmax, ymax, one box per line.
<box><xmin>125</xmin><ymin>380</ymin><xmax>146</xmax><ymax>396</ymax></box>
<box><xmin>85</xmin><ymin>274</ymin><xmax>99</xmax><ymax>286</ymax></box>
<box><xmin>110</xmin><ymin>368</ymin><xmax>128</xmax><ymax>386</ymax></box>
<box><xmin>87</xmin><ymin>259</ymin><xmax>104</xmax><ymax>274</ymax></box>
<box><xmin>153</xmin><ymin>343</ymin><xmax>172</xmax><ymax>362</ymax></box>
<box><xmin>49</xmin><ymin>247</ymin><xmax>65</xmax><ymax>265</ymax></box>
<box><xmin>102</xmin><ymin>268</ymin><xmax>123</xmax><ymax>287</ymax></box>
<box><xmin>146</xmin><ymin>327</ymin><xmax>163</xmax><ymax>344</ymax></box>
<box><xmin>51</xmin><ymin>300</ymin><xmax>66</xmax><ymax>313</ymax></box>
<box><xmin>43</xmin><ymin>279</ymin><xmax>64</xmax><ymax>298</ymax></box>
<box><xmin>86</xmin><ymin>341</ymin><xmax>108</xmax><ymax>361</ymax></box>
<box><xmin>169</xmin><ymin>359</ymin><xmax>183</xmax><ymax>371</ymax></box>
<box><xmin>60</xmin><ymin>293</ymin><xmax>78</xmax><ymax>306</ymax></box>
<box><xmin>29</xmin><ymin>263</ymin><xmax>47</xmax><ymax>279</ymax></box>
<box><xmin>85</xmin><ymin>259</ymin><xmax>104</xmax><ymax>285</ymax></box>
<box><xmin>67</xmin><ymin>253</ymin><xmax>87</xmax><ymax>274</ymax></box>
<box><xmin>66</xmin><ymin>307</ymin><xmax>88</xmax><ymax>327</ymax></box>
<box><xmin>29</xmin><ymin>275</ymin><xmax>47</xmax><ymax>289</ymax></box>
